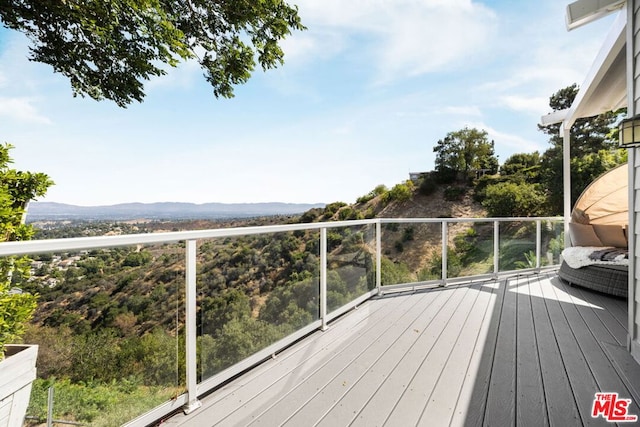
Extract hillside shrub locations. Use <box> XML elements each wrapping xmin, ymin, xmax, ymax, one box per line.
<box><xmin>122</xmin><ymin>251</ymin><xmax>152</xmax><ymax>267</ymax></box>
<box><xmin>337</xmin><ymin>207</ymin><xmax>363</xmax><ymax>221</ymax></box>
<box><xmin>380</xmin><ymin>258</ymin><xmax>411</xmax><ymax>286</ymax></box>
<box><xmin>382</xmin><ymin>182</ymin><xmax>414</xmax><ymax>205</ymax></box>
<box><xmin>434</xmin><ymin>166</ymin><xmax>457</xmax><ymax>184</ymax></box>
<box><xmin>356</xmin><ymin>185</ymin><xmax>387</xmax><ymax>204</ymax></box>
<box><xmin>322</xmin><ymin>201</ymin><xmax>347</xmax><ymax>219</ymax></box>
<box><xmin>402</xmin><ymin>227</ymin><xmax>414</xmax><ymax>242</ymax></box>
<box><xmin>418</xmin><ymin>175</ymin><xmax>438</xmax><ymax>196</ymax></box>
<box><xmin>482</xmin><ymin>182</ymin><xmax>547</xmax><ymax>217</ymax></box>
<box><xmin>299</xmin><ymin>209</ymin><xmax>319</xmax><ymax>223</ymax></box>
<box><xmin>444</xmin><ymin>186</ymin><xmax>466</xmax><ymax>201</ymax></box>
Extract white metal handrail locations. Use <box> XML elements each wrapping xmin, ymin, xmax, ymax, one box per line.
<box><xmin>3</xmin><ymin>216</ymin><xmax>562</xmax><ymax>426</ymax></box>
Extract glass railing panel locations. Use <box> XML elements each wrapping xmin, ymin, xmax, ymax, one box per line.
<box><xmin>499</xmin><ymin>221</ymin><xmax>537</xmax><ymax>271</ymax></box>
<box><xmin>380</xmin><ymin>221</ymin><xmax>442</xmax><ymax>286</ymax></box>
<box><xmin>326</xmin><ymin>224</ymin><xmax>376</xmax><ymax>312</ymax></box>
<box><xmin>447</xmin><ymin>221</ymin><xmax>495</xmax><ymax>278</ymax></box>
<box><xmin>23</xmin><ymin>244</ymin><xmax>184</xmax><ymax>426</ymax></box>
<box><xmin>541</xmin><ymin>219</ymin><xmax>565</xmax><ymax>266</ymax></box>
<box><xmin>197</xmin><ymin>230</ymin><xmax>320</xmax><ymax>381</ymax></box>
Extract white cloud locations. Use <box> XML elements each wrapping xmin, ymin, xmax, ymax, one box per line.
<box><xmin>0</xmin><ymin>97</ymin><xmax>51</xmax><ymax>124</ymax></box>
<box><xmin>475</xmin><ymin>6</ymin><xmax>618</xmax><ymax>117</ymax></box>
<box><xmin>293</xmin><ymin>0</ymin><xmax>497</xmax><ymax>83</ymax></box>
<box><xmin>468</xmin><ymin>121</ymin><xmax>545</xmax><ymax>153</ymax></box>
<box><xmin>500</xmin><ymin>95</ymin><xmax>549</xmax><ymax>116</ymax></box>
<box><xmin>441</xmin><ymin>105</ymin><xmax>483</xmax><ymax>117</ymax></box>
<box><xmin>281</xmin><ymin>31</ymin><xmax>345</xmax><ymax>64</ymax></box>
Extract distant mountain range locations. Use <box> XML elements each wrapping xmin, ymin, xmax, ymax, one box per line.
<box><xmin>27</xmin><ymin>201</ymin><xmax>326</xmax><ymax>221</ymax></box>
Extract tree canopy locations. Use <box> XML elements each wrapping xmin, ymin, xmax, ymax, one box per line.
<box><xmin>0</xmin><ymin>143</ymin><xmax>53</xmax><ymax>352</ymax></box>
<box><xmin>0</xmin><ymin>0</ymin><xmax>305</xmax><ymax>107</ymax></box>
<box><xmin>433</xmin><ymin>127</ymin><xmax>499</xmax><ymax>183</ymax></box>
<box><xmin>499</xmin><ymin>152</ymin><xmax>541</xmax><ymax>183</ymax></box>
<box><xmin>538</xmin><ymin>84</ymin><xmax>626</xmax><ymax>213</ymax></box>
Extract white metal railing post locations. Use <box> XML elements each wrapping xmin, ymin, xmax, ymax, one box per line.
<box><xmin>441</xmin><ymin>221</ymin><xmax>448</xmax><ymax>286</ymax></box>
<box><xmin>320</xmin><ymin>227</ymin><xmax>328</xmax><ymax>331</ymax></box>
<box><xmin>376</xmin><ymin>220</ymin><xmax>382</xmax><ymax>295</ymax></box>
<box><xmin>184</xmin><ymin>240</ymin><xmax>201</xmax><ymax>414</ymax></box>
<box><xmin>536</xmin><ymin>220</ymin><xmax>542</xmax><ymax>271</ymax></box>
<box><xmin>493</xmin><ymin>221</ymin><xmax>500</xmax><ymax>277</ymax></box>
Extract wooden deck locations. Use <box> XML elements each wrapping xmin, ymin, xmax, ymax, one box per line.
<box><xmin>162</xmin><ymin>272</ymin><xmax>640</xmax><ymax>426</ymax></box>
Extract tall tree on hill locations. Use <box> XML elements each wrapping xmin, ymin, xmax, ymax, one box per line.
<box><xmin>433</xmin><ymin>127</ymin><xmax>499</xmax><ymax>183</ymax></box>
<box><xmin>499</xmin><ymin>152</ymin><xmax>541</xmax><ymax>183</ymax></box>
<box><xmin>0</xmin><ymin>0</ymin><xmax>305</xmax><ymax>107</ymax></box>
<box><xmin>538</xmin><ymin>84</ymin><xmax>626</xmax><ymax>214</ymax></box>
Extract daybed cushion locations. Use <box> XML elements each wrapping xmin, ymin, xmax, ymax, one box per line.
<box><xmin>569</xmin><ymin>222</ymin><xmax>602</xmax><ymax>247</ymax></box>
<box><xmin>571</xmin><ymin>208</ymin><xmax>591</xmax><ymax>224</ymax></box>
<box><xmin>592</xmin><ymin>224</ymin><xmax>627</xmax><ymax>248</ymax></box>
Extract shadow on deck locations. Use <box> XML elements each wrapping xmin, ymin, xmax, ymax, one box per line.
<box><xmin>162</xmin><ymin>272</ymin><xmax>639</xmax><ymax>426</ymax></box>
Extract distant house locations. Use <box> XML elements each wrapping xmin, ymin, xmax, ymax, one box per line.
<box><xmin>409</xmin><ymin>172</ymin><xmax>429</xmax><ymax>182</ymax></box>
<box><xmin>472</xmin><ymin>168</ymin><xmax>493</xmax><ymax>179</ymax></box>
<box><xmin>57</xmin><ymin>259</ymin><xmax>74</xmax><ymax>269</ymax></box>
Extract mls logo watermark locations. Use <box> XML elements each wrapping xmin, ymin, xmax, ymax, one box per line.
<box><xmin>591</xmin><ymin>392</ymin><xmax>638</xmax><ymax>422</ymax></box>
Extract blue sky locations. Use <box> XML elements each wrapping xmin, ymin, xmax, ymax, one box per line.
<box><xmin>0</xmin><ymin>0</ymin><xmax>619</xmax><ymax>206</ymax></box>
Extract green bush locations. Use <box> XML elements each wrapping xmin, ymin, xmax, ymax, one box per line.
<box><xmin>444</xmin><ymin>186</ymin><xmax>466</xmax><ymax>201</ymax></box>
<box><xmin>322</xmin><ymin>201</ymin><xmax>347</xmax><ymax>219</ymax></box>
<box><xmin>482</xmin><ymin>182</ymin><xmax>547</xmax><ymax>217</ymax></box>
<box><xmin>418</xmin><ymin>175</ymin><xmax>438</xmax><ymax>195</ymax></box>
<box><xmin>402</xmin><ymin>227</ymin><xmax>414</xmax><ymax>242</ymax></box>
<box><xmin>382</xmin><ymin>182</ymin><xmax>414</xmax><ymax>205</ymax></box>
<box><xmin>27</xmin><ymin>378</ymin><xmax>179</xmax><ymax>426</ymax></box>
<box><xmin>380</xmin><ymin>258</ymin><xmax>411</xmax><ymax>286</ymax></box>
<box><xmin>337</xmin><ymin>207</ymin><xmax>363</xmax><ymax>221</ymax></box>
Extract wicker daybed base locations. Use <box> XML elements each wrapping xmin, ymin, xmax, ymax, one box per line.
<box><xmin>558</xmin><ymin>261</ymin><xmax>628</xmax><ymax>298</ymax></box>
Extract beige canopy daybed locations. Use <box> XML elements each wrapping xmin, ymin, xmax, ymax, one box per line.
<box><xmin>559</xmin><ymin>163</ymin><xmax>629</xmax><ymax>298</ymax></box>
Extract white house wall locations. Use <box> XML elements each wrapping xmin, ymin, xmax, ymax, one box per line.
<box><xmin>630</xmin><ymin>0</ymin><xmax>640</xmax><ymax>363</ymax></box>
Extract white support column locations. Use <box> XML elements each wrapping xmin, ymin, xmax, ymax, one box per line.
<box><xmin>441</xmin><ymin>221</ymin><xmax>448</xmax><ymax>286</ymax></box>
<box><xmin>320</xmin><ymin>227</ymin><xmax>328</xmax><ymax>331</ymax></box>
<box><xmin>628</xmin><ymin>149</ymin><xmax>636</xmax><ymax>353</ymax></box>
<box><xmin>493</xmin><ymin>221</ymin><xmax>500</xmax><ymax>277</ymax></box>
<box><xmin>626</xmin><ymin>0</ymin><xmax>638</xmax><ymax>359</ymax></box>
<box><xmin>536</xmin><ymin>220</ymin><xmax>542</xmax><ymax>271</ymax></box>
<box><xmin>184</xmin><ymin>239</ymin><xmax>201</xmax><ymax>414</ymax></box>
<box><xmin>376</xmin><ymin>221</ymin><xmax>382</xmax><ymax>295</ymax></box>
<box><xmin>563</xmin><ymin>124</ymin><xmax>572</xmax><ymax>248</ymax></box>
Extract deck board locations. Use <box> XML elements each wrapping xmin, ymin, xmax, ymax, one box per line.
<box><xmin>565</xmin><ymin>281</ymin><xmax>628</xmax><ymax>345</ymax></box>
<box><xmin>515</xmin><ymin>276</ymin><xmax>548</xmax><ymax>427</ymax></box>
<box><xmin>539</xmin><ymin>274</ymin><xmax>605</xmax><ymax>427</ymax></box>
<box><xmin>382</xmin><ymin>283</ymin><xmax>481</xmax><ymax>426</ymax></box>
<box><xmin>315</xmin><ymin>287</ymin><xmax>456</xmax><ymax>426</ymax></box>
<box><xmin>461</xmin><ymin>280</ymin><xmax>506</xmax><ymax>427</ymax></box>
<box><xmin>163</xmin><ymin>272</ymin><xmax>640</xmax><ymax>427</ymax></box>
<box><xmin>210</xmin><ymin>291</ymin><xmax>427</xmax><ymax>426</ymax></box>
<box><xmin>450</xmin><ymin>281</ymin><xmax>499</xmax><ymax>427</ymax></box>
<box><xmin>483</xmin><ymin>276</ymin><xmax>517</xmax><ymax>427</ymax></box>
<box><xmin>418</xmin><ymin>281</ymin><xmax>494</xmax><ymax>426</ymax></box>
<box><xmin>350</xmin><ymin>284</ymin><xmax>472</xmax><ymax>426</ymax></box>
<box><xmin>271</xmin><ymin>289</ymin><xmax>453</xmax><ymax>426</ymax></box>
<box><xmin>528</xmin><ymin>273</ymin><xmax>581</xmax><ymax>426</ymax></box>
<box><xmin>551</xmin><ymin>278</ymin><xmax>640</xmax><ymax>420</ymax></box>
